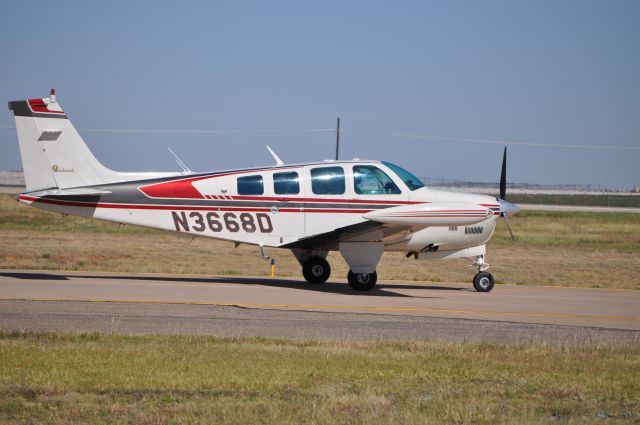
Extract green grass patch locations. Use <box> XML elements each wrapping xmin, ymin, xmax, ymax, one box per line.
<box><xmin>0</xmin><ymin>331</ymin><xmax>638</xmax><ymax>424</ymax></box>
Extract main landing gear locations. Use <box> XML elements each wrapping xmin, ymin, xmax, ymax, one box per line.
<box><xmin>347</xmin><ymin>270</ymin><xmax>377</xmax><ymax>291</ymax></box>
<box><xmin>299</xmin><ymin>255</ymin><xmax>379</xmax><ymax>291</ymax></box>
<box><xmin>302</xmin><ymin>256</ymin><xmax>331</xmax><ymax>284</ymax></box>
<box><xmin>472</xmin><ymin>254</ymin><xmax>494</xmax><ymax>292</ymax></box>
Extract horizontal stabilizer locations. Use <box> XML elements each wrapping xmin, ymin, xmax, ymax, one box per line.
<box><xmin>364</xmin><ymin>202</ymin><xmax>493</xmax><ymax>227</ymax></box>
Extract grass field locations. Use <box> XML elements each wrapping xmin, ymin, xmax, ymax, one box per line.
<box><xmin>1</xmin><ymin>194</ymin><xmax>639</xmax><ymax>289</ymax></box>
<box><xmin>0</xmin><ymin>331</ymin><xmax>638</xmax><ymax>424</ymax></box>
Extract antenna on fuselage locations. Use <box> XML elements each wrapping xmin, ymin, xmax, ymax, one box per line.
<box><xmin>266</xmin><ymin>145</ymin><xmax>284</xmax><ymax>166</ymax></box>
<box><xmin>167</xmin><ymin>147</ymin><xmax>192</xmax><ymax>174</ymax></box>
<box><xmin>335</xmin><ymin>117</ymin><xmax>340</xmax><ymax>160</ymax></box>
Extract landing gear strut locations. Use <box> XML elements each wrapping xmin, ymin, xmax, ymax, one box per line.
<box><xmin>302</xmin><ymin>256</ymin><xmax>331</xmax><ymax>284</ymax></box>
<box><xmin>347</xmin><ymin>270</ymin><xmax>377</xmax><ymax>291</ymax></box>
<box><xmin>472</xmin><ymin>254</ymin><xmax>494</xmax><ymax>292</ymax></box>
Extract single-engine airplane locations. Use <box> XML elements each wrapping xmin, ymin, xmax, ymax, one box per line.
<box><xmin>8</xmin><ymin>90</ymin><xmax>519</xmax><ymax>292</ymax></box>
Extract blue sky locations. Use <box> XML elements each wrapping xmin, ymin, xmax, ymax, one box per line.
<box><xmin>1</xmin><ymin>1</ymin><xmax>639</xmax><ymax>189</ymax></box>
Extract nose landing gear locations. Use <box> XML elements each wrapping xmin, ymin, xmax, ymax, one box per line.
<box><xmin>472</xmin><ymin>254</ymin><xmax>494</xmax><ymax>292</ymax></box>
<box><xmin>473</xmin><ymin>271</ymin><xmax>494</xmax><ymax>292</ymax></box>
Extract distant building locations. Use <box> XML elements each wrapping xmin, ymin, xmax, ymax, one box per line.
<box><xmin>0</xmin><ymin>170</ymin><xmax>25</xmax><ymax>186</ymax></box>
<box><xmin>634</xmin><ymin>185</ymin><xmax>640</xmax><ymax>193</ymax></box>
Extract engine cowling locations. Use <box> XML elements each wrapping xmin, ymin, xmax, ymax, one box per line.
<box><xmin>363</xmin><ymin>202</ymin><xmax>493</xmax><ymax>227</ymax></box>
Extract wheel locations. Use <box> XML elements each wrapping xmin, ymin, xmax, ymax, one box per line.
<box><xmin>302</xmin><ymin>257</ymin><xmax>331</xmax><ymax>284</ymax></box>
<box><xmin>473</xmin><ymin>272</ymin><xmax>495</xmax><ymax>292</ymax></box>
<box><xmin>347</xmin><ymin>270</ymin><xmax>377</xmax><ymax>291</ymax></box>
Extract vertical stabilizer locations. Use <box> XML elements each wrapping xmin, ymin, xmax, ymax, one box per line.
<box><xmin>8</xmin><ymin>89</ymin><xmax>121</xmax><ymax>191</ymax></box>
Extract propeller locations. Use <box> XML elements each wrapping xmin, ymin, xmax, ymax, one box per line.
<box><xmin>500</xmin><ymin>147</ymin><xmax>507</xmax><ymax>200</ymax></box>
<box><xmin>497</xmin><ymin>147</ymin><xmax>519</xmax><ymax>240</ymax></box>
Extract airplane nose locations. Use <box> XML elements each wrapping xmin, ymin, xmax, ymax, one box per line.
<box><xmin>499</xmin><ymin>199</ymin><xmax>520</xmax><ymax>215</ymax></box>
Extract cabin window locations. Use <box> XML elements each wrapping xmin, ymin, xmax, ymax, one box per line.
<box><xmin>237</xmin><ymin>175</ymin><xmax>264</xmax><ymax>195</ymax></box>
<box><xmin>353</xmin><ymin>165</ymin><xmax>401</xmax><ymax>195</ymax></box>
<box><xmin>310</xmin><ymin>167</ymin><xmax>345</xmax><ymax>195</ymax></box>
<box><xmin>273</xmin><ymin>171</ymin><xmax>300</xmax><ymax>195</ymax></box>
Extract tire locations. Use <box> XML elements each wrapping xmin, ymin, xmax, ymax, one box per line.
<box><xmin>302</xmin><ymin>257</ymin><xmax>331</xmax><ymax>284</ymax></box>
<box><xmin>473</xmin><ymin>272</ymin><xmax>494</xmax><ymax>292</ymax></box>
<box><xmin>347</xmin><ymin>270</ymin><xmax>377</xmax><ymax>291</ymax></box>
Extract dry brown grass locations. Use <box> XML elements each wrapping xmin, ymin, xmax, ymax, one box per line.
<box><xmin>1</xmin><ymin>194</ymin><xmax>639</xmax><ymax>289</ymax></box>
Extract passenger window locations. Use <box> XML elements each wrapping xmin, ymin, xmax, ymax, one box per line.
<box><xmin>353</xmin><ymin>165</ymin><xmax>401</xmax><ymax>195</ymax></box>
<box><xmin>273</xmin><ymin>171</ymin><xmax>300</xmax><ymax>195</ymax></box>
<box><xmin>237</xmin><ymin>175</ymin><xmax>264</xmax><ymax>195</ymax></box>
<box><xmin>311</xmin><ymin>167</ymin><xmax>345</xmax><ymax>195</ymax></box>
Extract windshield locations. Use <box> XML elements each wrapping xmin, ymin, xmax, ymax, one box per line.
<box><xmin>381</xmin><ymin>161</ymin><xmax>425</xmax><ymax>191</ymax></box>
<box><xmin>353</xmin><ymin>165</ymin><xmax>401</xmax><ymax>195</ymax></box>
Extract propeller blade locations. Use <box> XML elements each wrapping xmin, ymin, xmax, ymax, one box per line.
<box><xmin>497</xmin><ymin>150</ymin><xmax>516</xmax><ymax>241</ymax></box>
<box><xmin>503</xmin><ymin>213</ymin><xmax>515</xmax><ymax>241</ymax></box>
<box><xmin>499</xmin><ymin>146</ymin><xmax>507</xmax><ymax>200</ymax></box>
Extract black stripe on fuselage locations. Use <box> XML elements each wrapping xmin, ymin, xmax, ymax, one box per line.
<box><xmin>27</xmin><ymin>193</ymin><xmax>395</xmax><ymax>212</ymax></box>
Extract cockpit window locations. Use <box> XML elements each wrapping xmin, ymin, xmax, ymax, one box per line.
<box><xmin>353</xmin><ymin>165</ymin><xmax>401</xmax><ymax>195</ymax></box>
<box><xmin>381</xmin><ymin>161</ymin><xmax>425</xmax><ymax>191</ymax></box>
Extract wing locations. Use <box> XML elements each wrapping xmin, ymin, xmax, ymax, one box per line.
<box><xmin>281</xmin><ymin>220</ymin><xmax>412</xmax><ymax>251</ymax></box>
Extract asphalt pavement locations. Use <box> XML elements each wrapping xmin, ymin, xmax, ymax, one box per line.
<box><xmin>0</xmin><ymin>270</ymin><xmax>638</xmax><ymax>344</ymax></box>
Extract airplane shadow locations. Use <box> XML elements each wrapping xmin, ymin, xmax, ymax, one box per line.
<box><xmin>77</xmin><ymin>275</ymin><xmax>419</xmax><ymax>298</ymax></box>
<box><xmin>378</xmin><ymin>283</ymin><xmax>470</xmax><ymax>292</ymax></box>
<box><xmin>0</xmin><ymin>271</ymin><xmax>467</xmax><ymax>298</ymax></box>
<box><xmin>0</xmin><ymin>272</ymin><xmax>70</xmax><ymax>281</ymax></box>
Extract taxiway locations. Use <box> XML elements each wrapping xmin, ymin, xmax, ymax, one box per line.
<box><xmin>0</xmin><ymin>270</ymin><xmax>638</xmax><ymax>344</ymax></box>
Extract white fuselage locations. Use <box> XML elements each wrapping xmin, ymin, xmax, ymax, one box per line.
<box><xmin>19</xmin><ymin>160</ymin><xmax>499</xmax><ymax>254</ymax></box>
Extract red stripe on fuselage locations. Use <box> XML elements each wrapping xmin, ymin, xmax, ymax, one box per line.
<box><xmin>18</xmin><ymin>195</ymin><xmax>372</xmax><ymax>214</ymax></box>
<box><xmin>138</xmin><ymin>176</ymin><xmax>209</xmax><ymax>199</ymax></box>
<box><xmin>19</xmin><ymin>194</ymin><xmax>502</xmax><ymax>217</ymax></box>
<box><xmin>138</xmin><ymin>167</ymin><xmax>300</xmax><ymax>200</ymax></box>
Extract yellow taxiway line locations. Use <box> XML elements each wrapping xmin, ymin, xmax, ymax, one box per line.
<box><xmin>1</xmin><ymin>297</ymin><xmax>638</xmax><ymax>322</ymax></box>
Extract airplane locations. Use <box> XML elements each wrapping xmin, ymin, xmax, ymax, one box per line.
<box><xmin>7</xmin><ymin>89</ymin><xmax>519</xmax><ymax>292</ymax></box>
